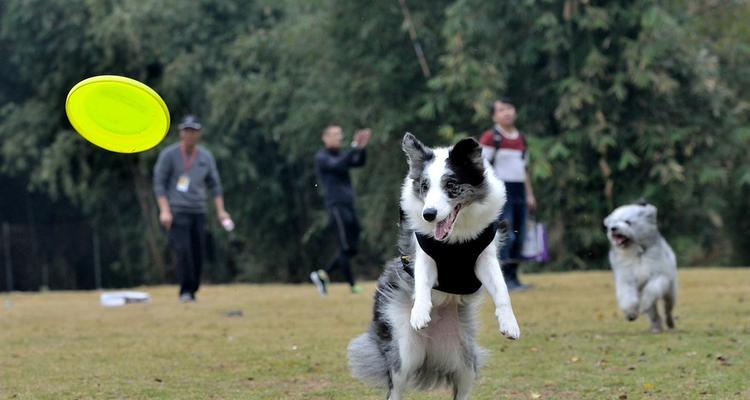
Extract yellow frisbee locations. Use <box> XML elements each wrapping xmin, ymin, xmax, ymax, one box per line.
<box><xmin>65</xmin><ymin>75</ymin><xmax>170</xmax><ymax>153</ymax></box>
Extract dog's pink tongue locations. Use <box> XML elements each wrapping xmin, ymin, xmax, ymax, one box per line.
<box><xmin>435</xmin><ymin>220</ymin><xmax>449</xmax><ymax>241</ymax></box>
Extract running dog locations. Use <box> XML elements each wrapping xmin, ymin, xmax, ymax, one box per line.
<box><xmin>604</xmin><ymin>202</ymin><xmax>677</xmax><ymax>333</ymax></box>
<box><xmin>348</xmin><ymin>133</ymin><xmax>520</xmax><ymax>400</ymax></box>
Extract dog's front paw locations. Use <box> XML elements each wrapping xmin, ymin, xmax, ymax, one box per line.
<box><xmin>410</xmin><ymin>303</ymin><xmax>432</xmax><ymax>331</ymax></box>
<box><xmin>621</xmin><ymin>304</ymin><xmax>638</xmax><ymax>321</ymax></box>
<box><xmin>497</xmin><ymin>311</ymin><xmax>520</xmax><ymax>340</ymax></box>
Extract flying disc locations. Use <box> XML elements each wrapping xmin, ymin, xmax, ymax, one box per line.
<box><xmin>65</xmin><ymin>75</ymin><xmax>170</xmax><ymax>153</ymax></box>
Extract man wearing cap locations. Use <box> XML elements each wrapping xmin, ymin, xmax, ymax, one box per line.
<box><xmin>153</xmin><ymin>115</ymin><xmax>231</xmax><ymax>302</ymax></box>
<box><xmin>479</xmin><ymin>98</ymin><xmax>537</xmax><ymax>291</ymax></box>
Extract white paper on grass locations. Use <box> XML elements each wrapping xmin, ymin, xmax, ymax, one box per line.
<box><xmin>100</xmin><ymin>291</ymin><xmax>151</xmax><ymax>307</ymax></box>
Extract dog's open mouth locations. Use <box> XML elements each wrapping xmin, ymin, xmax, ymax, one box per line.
<box><xmin>611</xmin><ymin>233</ymin><xmax>631</xmax><ymax>247</ymax></box>
<box><xmin>434</xmin><ymin>204</ymin><xmax>461</xmax><ymax>241</ymax></box>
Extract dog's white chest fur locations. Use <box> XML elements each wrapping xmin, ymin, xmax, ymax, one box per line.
<box><xmin>611</xmin><ymin>245</ymin><xmax>667</xmax><ymax>288</ymax></box>
<box><xmin>610</xmin><ymin>237</ymin><xmax>677</xmax><ymax>286</ymax></box>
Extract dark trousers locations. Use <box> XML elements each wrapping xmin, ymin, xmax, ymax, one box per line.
<box><xmin>169</xmin><ymin>212</ymin><xmax>206</xmax><ymax>297</ymax></box>
<box><xmin>325</xmin><ymin>204</ymin><xmax>360</xmax><ymax>287</ymax></box>
<box><xmin>499</xmin><ymin>183</ymin><xmax>527</xmax><ymax>283</ymax></box>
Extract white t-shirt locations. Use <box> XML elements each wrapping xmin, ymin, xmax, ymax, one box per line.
<box><xmin>479</xmin><ymin>127</ymin><xmax>528</xmax><ymax>183</ymax></box>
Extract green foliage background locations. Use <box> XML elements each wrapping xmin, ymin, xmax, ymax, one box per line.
<box><xmin>1</xmin><ymin>0</ymin><xmax>748</xmax><ymax>288</ymax></box>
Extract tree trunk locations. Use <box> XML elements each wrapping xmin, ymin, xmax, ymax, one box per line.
<box><xmin>130</xmin><ymin>158</ymin><xmax>166</xmax><ymax>282</ymax></box>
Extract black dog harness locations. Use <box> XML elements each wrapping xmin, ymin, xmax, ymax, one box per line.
<box><xmin>401</xmin><ymin>221</ymin><xmax>497</xmax><ymax>295</ymax></box>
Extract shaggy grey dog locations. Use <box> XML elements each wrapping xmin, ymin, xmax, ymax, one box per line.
<box><xmin>604</xmin><ymin>202</ymin><xmax>677</xmax><ymax>333</ymax></box>
<box><xmin>348</xmin><ymin>133</ymin><xmax>520</xmax><ymax>400</ymax></box>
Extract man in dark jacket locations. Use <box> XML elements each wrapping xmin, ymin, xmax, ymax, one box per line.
<box><xmin>310</xmin><ymin>125</ymin><xmax>372</xmax><ymax>295</ymax></box>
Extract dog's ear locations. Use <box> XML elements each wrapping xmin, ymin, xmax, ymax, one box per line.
<box><xmin>448</xmin><ymin>137</ymin><xmax>484</xmax><ymax>186</ymax></box>
<box><xmin>402</xmin><ymin>133</ymin><xmax>433</xmax><ymax>179</ymax></box>
<box><xmin>639</xmin><ymin>204</ymin><xmax>658</xmax><ymax>224</ymax></box>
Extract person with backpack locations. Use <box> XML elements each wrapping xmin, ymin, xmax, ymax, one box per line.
<box><xmin>479</xmin><ymin>98</ymin><xmax>537</xmax><ymax>291</ymax></box>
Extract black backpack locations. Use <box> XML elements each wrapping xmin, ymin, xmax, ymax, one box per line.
<box><xmin>489</xmin><ymin>127</ymin><xmax>527</xmax><ymax>166</ymax></box>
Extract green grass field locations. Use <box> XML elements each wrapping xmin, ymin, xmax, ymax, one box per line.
<box><xmin>1</xmin><ymin>268</ymin><xmax>748</xmax><ymax>399</ymax></box>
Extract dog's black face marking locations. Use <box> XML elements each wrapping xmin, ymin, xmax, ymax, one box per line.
<box><xmin>402</xmin><ymin>133</ymin><xmax>434</xmax><ymax>181</ymax></box>
<box><xmin>440</xmin><ymin>171</ymin><xmax>487</xmax><ymax>204</ymax></box>
<box><xmin>443</xmin><ymin>176</ymin><xmax>461</xmax><ymax>199</ymax></box>
<box><xmin>442</xmin><ymin>137</ymin><xmax>487</xmax><ymax>204</ymax></box>
<box><xmin>447</xmin><ymin>137</ymin><xmax>484</xmax><ymax>187</ymax></box>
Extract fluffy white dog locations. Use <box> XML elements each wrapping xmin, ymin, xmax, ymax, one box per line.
<box><xmin>603</xmin><ymin>202</ymin><xmax>677</xmax><ymax>333</ymax></box>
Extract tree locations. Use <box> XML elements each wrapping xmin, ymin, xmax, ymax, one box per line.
<box><xmin>1</xmin><ymin>1</ymin><xmax>748</xmax><ymax>290</ymax></box>
<box><xmin>426</xmin><ymin>0</ymin><xmax>746</xmax><ymax>268</ymax></box>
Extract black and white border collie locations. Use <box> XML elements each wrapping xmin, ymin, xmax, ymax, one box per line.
<box><xmin>348</xmin><ymin>133</ymin><xmax>520</xmax><ymax>400</ymax></box>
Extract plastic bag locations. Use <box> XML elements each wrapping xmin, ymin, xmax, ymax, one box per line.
<box><xmin>521</xmin><ymin>217</ymin><xmax>549</xmax><ymax>262</ymax></box>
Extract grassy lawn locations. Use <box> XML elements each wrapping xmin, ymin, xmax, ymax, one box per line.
<box><xmin>1</xmin><ymin>268</ymin><xmax>748</xmax><ymax>399</ymax></box>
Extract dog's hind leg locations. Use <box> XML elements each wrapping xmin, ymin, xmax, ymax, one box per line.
<box><xmin>638</xmin><ymin>276</ymin><xmax>669</xmax><ymax>314</ymax></box>
<box><xmin>639</xmin><ymin>276</ymin><xmax>669</xmax><ymax>332</ymax></box>
<box><xmin>452</xmin><ymin>367</ymin><xmax>476</xmax><ymax>400</ymax></box>
<box><xmin>388</xmin><ymin>368</ymin><xmax>410</xmax><ymax>400</ymax></box>
<box><xmin>664</xmin><ymin>284</ymin><xmax>676</xmax><ymax>330</ymax></box>
<box><xmin>646</xmin><ymin>303</ymin><xmax>663</xmax><ymax>333</ymax></box>
<box><xmin>389</xmin><ymin>332</ymin><xmax>426</xmax><ymax>400</ymax></box>
<box><xmin>387</xmin><ymin>372</ymin><xmax>405</xmax><ymax>400</ymax></box>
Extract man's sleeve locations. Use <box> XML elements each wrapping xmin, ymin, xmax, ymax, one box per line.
<box><xmin>153</xmin><ymin>150</ymin><xmax>171</xmax><ymax>197</ymax></box>
<box><xmin>348</xmin><ymin>148</ymin><xmax>366</xmax><ymax>168</ymax></box>
<box><xmin>205</xmin><ymin>153</ymin><xmax>223</xmax><ymax>197</ymax></box>
<box><xmin>316</xmin><ymin>150</ymin><xmax>354</xmax><ymax>172</ymax></box>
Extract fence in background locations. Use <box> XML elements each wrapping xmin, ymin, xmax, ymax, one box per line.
<box><xmin>0</xmin><ymin>221</ymin><xmax>99</xmax><ymax>291</ymax></box>
<box><xmin>0</xmin><ymin>220</ymin><xmax>240</xmax><ymax>292</ymax></box>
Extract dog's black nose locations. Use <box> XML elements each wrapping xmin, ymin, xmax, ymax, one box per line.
<box><xmin>610</xmin><ymin>226</ymin><xmax>619</xmax><ymax>233</ymax></box>
<box><xmin>422</xmin><ymin>208</ymin><xmax>437</xmax><ymax>222</ymax></box>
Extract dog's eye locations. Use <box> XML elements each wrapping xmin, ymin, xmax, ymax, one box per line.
<box><xmin>420</xmin><ymin>179</ymin><xmax>429</xmax><ymax>194</ymax></box>
<box><xmin>445</xmin><ymin>179</ymin><xmax>461</xmax><ymax>198</ymax></box>
<box><xmin>625</xmin><ymin>220</ymin><xmax>632</xmax><ymax>225</ymax></box>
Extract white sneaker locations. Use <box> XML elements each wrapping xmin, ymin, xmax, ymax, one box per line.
<box><xmin>179</xmin><ymin>293</ymin><xmax>193</xmax><ymax>303</ymax></box>
<box><xmin>310</xmin><ymin>271</ymin><xmax>327</xmax><ymax>296</ymax></box>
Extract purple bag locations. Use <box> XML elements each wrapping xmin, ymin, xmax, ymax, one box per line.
<box><xmin>521</xmin><ymin>218</ymin><xmax>550</xmax><ymax>263</ymax></box>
